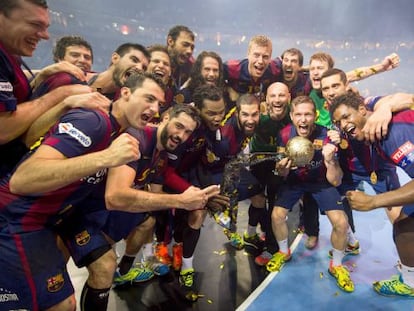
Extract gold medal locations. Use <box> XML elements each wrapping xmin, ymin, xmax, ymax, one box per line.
<box><xmin>339</xmin><ymin>138</ymin><xmax>349</xmax><ymax>149</ymax></box>
<box><xmin>370</xmin><ymin>171</ymin><xmax>378</xmax><ymax>184</ymax></box>
<box><xmin>174</xmin><ymin>93</ymin><xmax>185</xmax><ymax>104</ymax></box>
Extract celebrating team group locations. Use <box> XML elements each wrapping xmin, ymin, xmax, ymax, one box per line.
<box><xmin>1</xmin><ymin>1</ymin><xmax>414</xmax><ymax>310</ymax></box>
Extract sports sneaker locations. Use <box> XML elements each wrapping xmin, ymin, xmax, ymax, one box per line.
<box><xmin>172</xmin><ymin>243</ymin><xmax>183</xmax><ymax>271</ymax></box>
<box><xmin>243</xmin><ymin>232</ymin><xmax>265</xmax><ymax>250</ymax></box>
<box><xmin>266</xmin><ymin>251</ymin><xmax>291</xmax><ymax>272</ymax></box>
<box><xmin>255</xmin><ymin>250</ymin><xmax>273</xmax><ymax>266</ymax></box>
<box><xmin>229</xmin><ymin>232</ymin><xmax>244</xmax><ymax>250</ymax></box>
<box><xmin>328</xmin><ymin>240</ymin><xmax>360</xmax><ymax>258</ymax></box>
<box><xmin>154</xmin><ymin>242</ymin><xmax>172</xmax><ymax>265</ymax></box>
<box><xmin>179</xmin><ymin>268</ymin><xmax>195</xmax><ymax>288</ymax></box>
<box><xmin>113</xmin><ymin>267</ymin><xmax>154</xmax><ymax>286</ymax></box>
<box><xmin>328</xmin><ymin>264</ymin><xmax>354</xmax><ymax>292</ymax></box>
<box><xmin>142</xmin><ymin>256</ymin><xmax>170</xmax><ymax>276</ymax></box>
<box><xmin>373</xmin><ymin>274</ymin><xmax>414</xmax><ymax>297</ymax></box>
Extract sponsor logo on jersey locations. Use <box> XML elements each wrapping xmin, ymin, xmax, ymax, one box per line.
<box><xmin>0</xmin><ymin>288</ymin><xmax>20</xmax><ymax>303</ymax></box>
<box><xmin>58</xmin><ymin>122</ymin><xmax>91</xmax><ymax>147</ymax></box>
<box><xmin>0</xmin><ymin>81</ymin><xmax>13</xmax><ymax>92</ymax></box>
<box><xmin>391</xmin><ymin>141</ymin><xmax>414</xmax><ymax>165</ymax></box>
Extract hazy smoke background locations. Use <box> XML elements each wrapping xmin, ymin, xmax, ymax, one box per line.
<box><xmin>26</xmin><ymin>0</ymin><xmax>414</xmax><ymax>96</ymax></box>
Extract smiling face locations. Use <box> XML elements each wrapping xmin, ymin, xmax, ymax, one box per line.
<box><xmin>200</xmin><ymin>56</ymin><xmax>220</xmax><ymax>86</ymax></box>
<box><xmin>290</xmin><ymin>100</ymin><xmax>316</xmax><ymax>138</ymax></box>
<box><xmin>321</xmin><ymin>73</ymin><xmax>348</xmax><ymax>106</ymax></box>
<box><xmin>247</xmin><ymin>42</ymin><xmax>272</xmax><ymax>81</ymax></box>
<box><xmin>282</xmin><ymin>52</ymin><xmax>301</xmax><ymax>83</ymax></box>
<box><xmin>167</xmin><ymin>31</ymin><xmax>195</xmax><ymax>66</ymax></box>
<box><xmin>199</xmin><ymin>98</ymin><xmax>226</xmax><ymax>131</ymax></box>
<box><xmin>0</xmin><ymin>0</ymin><xmax>50</xmax><ymax>56</ymax></box>
<box><xmin>237</xmin><ymin>101</ymin><xmax>260</xmax><ymax>137</ymax></box>
<box><xmin>309</xmin><ymin>59</ymin><xmax>330</xmax><ymax>90</ymax></box>
<box><xmin>266</xmin><ymin>82</ymin><xmax>291</xmax><ymax>121</ymax></box>
<box><xmin>122</xmin><ymin>78</ymin><xmax>165</xmax><ymax>130</ymax></box>
<box><xmin>159</xmin><ymin>111</ymin><xmax>197</xmax><ymax>151</ymax></box>
<box><xmin>62</xmin><ymin>45</ymin><xmax>93</xmax><ymax>72</ymax></box>
<box><xmin>332</xmin><ymin>104</ymin><xmax>367</xmax><ymax>141</ymax></box>
<box><xmin>147</xmin><ymin>50</ymin><xmax>171</xmax><ymax>85</ymax></box>
<box><xmin>112</xmin><ymin>49</ymin><xmax>149</xmax><ymax>87</ymax></box>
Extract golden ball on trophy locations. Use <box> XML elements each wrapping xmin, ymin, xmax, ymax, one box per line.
<box><xmin>286</xmin><ymin>136</ymin><xmax>315</xmax><ymax>167</ymax></box>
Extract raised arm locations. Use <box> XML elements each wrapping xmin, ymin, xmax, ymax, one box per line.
<box><xmin>346</xmin><ymin>52</ymin><xmax>400</xmax><ymax>83</ymax></box>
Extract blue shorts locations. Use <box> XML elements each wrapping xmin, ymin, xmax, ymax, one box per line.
<box><xmin>0</xmin><ymin>227</ymin><xmax>73</xmax><ymax>310</ymax></box>
<box><xmin>339</xmin><ymin>170</ymin><xmax>400</xmax><ymax>194</ymax></box>
<box><xmin>275</xmin><ymin>182</ymin><xmax>344</xmax><ymax>213</ymax></box>
<box><xmin>57</xmin><ymin>201</ymin><xmax>111</xmax><ymax>268</ymax></box>
<box><xmin>102</xmin><ymin>211</ymin><xmax>149</xmax><ymax>242</ymax></box>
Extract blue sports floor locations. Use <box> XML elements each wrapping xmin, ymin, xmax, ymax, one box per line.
<box><xmin>238</xmin><ymin>170</ymin><xmax>414</xmax><ymax>311</ymax></box>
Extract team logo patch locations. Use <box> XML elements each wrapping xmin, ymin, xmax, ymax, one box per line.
<box><xmin>46</xmin><ymin>273</ymin><xmax>64</xmax><ymax>292</ymax></box>
<box><xmin>313</xmin><ymin>139</ymin><xmax>323</xmax><ymax>150</ymax></box>
<box><xmin>391</xmin><ymin>141</ymin><xmax>414</xmax><ymax>167</ymax></box>
<box><xmin>0</xmin><ymin>81</ymin><xmax>13</xmax><ymax>92</ymax></box>
<box><xmin>75</xmin><ymin>230</ymin><xmax>91</xmax><ymax>246</ymax></box>
<box><xmin>58</xmin><ymin>122</ymin><xmax>91</xmax><ymax>147</ymax></box>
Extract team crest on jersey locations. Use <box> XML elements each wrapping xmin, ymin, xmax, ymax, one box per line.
<box><xmin>75</xmin><ymin>230</ymin><xmax>91</xmax><ymax>246</ymax></box>
<box><xmin>59</xmin><ymin>122</ymin><xmax>91</xmax><ymax>147</ymax></box>
<box><xmin>313</xmin><ymin>139</ymin><xmax>323</xmax><ymax>150</ymax></box>
<box><xmin>47</xmin><ymin>273</ymin><xmax>64</xmax><ymax>292</ymax></box>
<box><xmin>391</xmin><ymin>141</ymin><xmax>414</xmax><ymax>167</ymax></box>
<box><xmin>0</xmin><ymin>81</ymin><xmax>13</xmax><ymax>92</ymax></box>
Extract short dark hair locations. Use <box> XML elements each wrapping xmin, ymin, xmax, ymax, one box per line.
<box><xmin>147</xmin><ymin>44</ymin><xmax>169</xmax><ymax>56</ymax></box>
<box><xmin>192</xmin><ymin>84</ymin><xmax>223</xmax><ymax>111</ymax></box>
<box><xmin>281</xmin><ymin>48</ymin><xmax>304</xmax><ymax>67</ymax></box>
<box><xmin>235</xmin><ymin>93</ymin><xmax>260</xmax><ymax>112</ymax></box>
<box><xmin>329</xmin><ymin>92</ymin><xmax>364</xmax><ymax>117</ymax></box>
<box><xmin>167</xmin><ymin>104</ymin><xmax>201</xmax><ymax>129</ymax></box>
<box><xmin>52</xmin><ymin>35</ymin><xmax>93</xmax><ymax>63</ymax></box>
<box><xmin>123</xmin><ymin>72</ymin><xmax>166</xmax><ymax>94</ymax></box>
<box><xmin>0</xmin><ymin>0</ymin><xmax>48</xmax><ymax>16</ymax></box>
<box><xmin>167</xmin><ymin>25</ymin><xmax>195</xmax><ymax>42</ymax></box>
<box><xmin>321</xmin><ymin>68</ymin><xmax>347</xmax><ymax>85</ymax></box>
<box><xmin>111</xmin><ymin>43</ymin><xmax>150</xmax><ymax>66</ymax></box>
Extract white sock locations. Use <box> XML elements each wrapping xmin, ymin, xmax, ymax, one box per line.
<box><xmin>331</xmin><ymin>248</ymin><xmax>344</xmax><ymax>267</ymax></box>
<box><xmin>181</xmin><ymin>256</ymin><xmax>194</xmax><ymax>271</ymax></box>
<box><xmin>347</xmin><ymin>227</ymin><xmax>357</xmax><ymax>245</ymax></box>
<box><xmin>142</xmin><ymin>243</ymin><xmax>153</xmax><ymax>260</ymax></box>
<box><xmin>277</xmin><ymin>239</ymin><xmax>289</xmax><ymax>254</ymax></box>
<box><xmin>247</xmin><ymin>225</ymin><xmax>256</xmax><ymax>237</ymax></box>
<box><xmin>401</xmin><ymin>263</ymin><xmax>414</xmax><ymax>288</ymax></box>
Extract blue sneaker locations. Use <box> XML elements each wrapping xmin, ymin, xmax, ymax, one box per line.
<box><xmin>374</xmin><ymin>274</ymin><xmax>414</xmax><ymax>298</ymax></box>
<box><xmin>142</xmin><ymin>256</ymin><xmax>170</xmax><ymax>276</ymax></box>
<box><xmin>113</xmin><ymin>267</ymin><xmax>154</xmax><ymax>286</ymax></box>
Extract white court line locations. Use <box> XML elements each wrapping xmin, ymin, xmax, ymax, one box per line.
<box><xmin>236</xmin><ymin>232</ymin><xmax>304</xmax><ymax>311</ymax></box>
